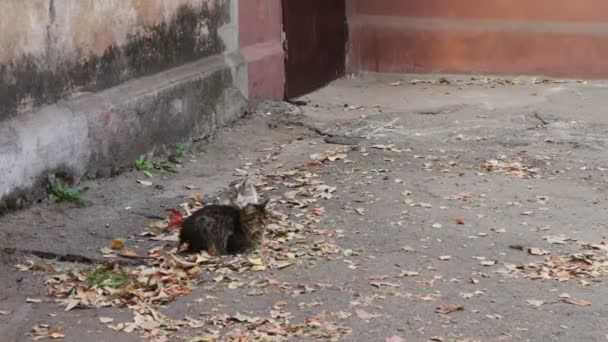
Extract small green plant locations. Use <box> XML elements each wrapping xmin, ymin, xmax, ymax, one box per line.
<box><xmin>157</xmin><ymin>160</ymin><xmax>177</xmax><ymax>173</ymax></box>
<box><xmin>48</xmin><ymin>175</ymin><xmax>88</xmax><ymax>205</ymax></box>
<box><xmin>173</xmin><ymin>144</ymin><xmax>187</xmax><ymax>159</ymax></box>
<box><xmin>85</xmin><ymin>266</ymin><xmax>132</xmax><ymax>289</ymax></box>
<box><xmin>135</xmin><ymin>155</ymin><xmax>154</xmax><ymax>172</ymax></box>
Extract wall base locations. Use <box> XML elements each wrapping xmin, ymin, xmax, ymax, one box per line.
<box><xmin>0</xmin><ymin>54</ymin><xmax>248</xmax><ymax>212</ymax></box>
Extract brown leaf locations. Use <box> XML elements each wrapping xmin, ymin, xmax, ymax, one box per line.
<box><xmin>528</xmin><ymin>247</ymin><xmax>550</xmax><ymax>256</ymax></box>
<box><xmin>108</xmin><ymin>238</ymin><xmax>125</xmax><ymax>250</ymax></box>
<box><xmin>303</xmin><ymin>160</ymin><xmax>322</xmax><ymax>166</ymax></box>
<box><xmin>355</xmin><ymin>309</ymin><xmax>381</xmax><ymax>320</ymax></box>
<box><xmin>99</xmin><ymin>317</ymin><xmax>114</xmax><ymax>324</ymax></box>
<box><xmin>562</xmin><ymin>298</ymin><xmax>591</xmax><ymax>306</ymax></box>
<box><xmin>136</xmin><ymin>180</ymin><xmax>153</xmax><ymax>187</ymax></box>
<box><xmin>537</xmin><ymin>224</ymin><xmax>552</xmax><ymax>231</ymax></box>
<box><xmin>120</xmin><ymin>249</ymin><xmax>139</xmax><ymax>258</ymax></box>
<box><xmin>48</xmin><ymin>327</ymin><xmax>65</xmax><ymax>340</ymax></box>
<box><xmin>454</xmin><ymin>217</ymin><xmax>465</xmax><ymax>225</ymax></box>
<box><xmin>369</xmin><ymin>274</ymin><xmax>390</xmax><ymax>281</ymax></box>
<box><xmin>498</xmin><ymin>333</ymin><xmax>513</xmax><ymax>341</ymax></box>
<box><xmin>435</xmin><ymin>304</ymin><xmax>464</xmax><ymax>314</ymax></box>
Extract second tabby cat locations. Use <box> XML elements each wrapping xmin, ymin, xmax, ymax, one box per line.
<box><xmin>214</xmin><ymin>178</ymin><xmax>259</xmax><ymax>208</ymax></box>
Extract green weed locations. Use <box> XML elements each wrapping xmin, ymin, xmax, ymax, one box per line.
<box><xmin>47</xmin><ymin>175</ymin><xmax>88</xmax><ymax>205</ymax></box>
<box><xmin>85</xmin><ymin>266</ymin><xmax>132</xmax><ymax>289</ymax></box>
<box><xmin>135</xmin><ymin>155</ymin><xmax>154</xmax><ymax>172</ymax></box>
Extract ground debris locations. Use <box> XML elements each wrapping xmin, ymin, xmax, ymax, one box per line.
<box><xmin>480</xmin><ymin>157</ymin><xmax>540</xmax><ymax>178</ymax></box>
<box><xmin>503</xmin><ymin>250</ymin><xmax>608</xmax><ymax>281</ymax></box>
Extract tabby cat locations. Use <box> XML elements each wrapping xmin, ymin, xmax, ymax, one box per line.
<box><xmin>179</xmin><ymin>199</ymin><xmax>269</xmax><ymax>256</ymax></box>
<box><xmin>214</xmin><ymin>178</ymin><xmax>259</xmax><ymax>208</ymax></box>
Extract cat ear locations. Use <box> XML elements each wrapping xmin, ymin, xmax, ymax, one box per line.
<box><xmin>258</xmin><ymin>198</ymin><xmax>270</xmax><ymax>211</ymax></box>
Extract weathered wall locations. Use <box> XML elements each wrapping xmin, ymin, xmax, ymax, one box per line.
<box><xmin>347</xmin><ymin>0</ymin><xmax>608</xmax><ymax>78</ymax></box>
<box><xmin>239</xmin><ymin>0</ymin><xmax>285</xmax><ymax>99</ymax></box>
<box><xmin>0</xmin><ymin>0</ymin><xmax>229</xmax><ymax>120</ymax></box>
<box><xmin>0</xmin><ymin>0</ymin><xmax>253</xmax><ymax>212</ymax></box>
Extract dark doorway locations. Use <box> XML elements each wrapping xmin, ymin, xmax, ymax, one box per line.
<box><xmin>282</xmin><ymin>0</ymin><xmax>347</xmax><ymax>98</ymax></box>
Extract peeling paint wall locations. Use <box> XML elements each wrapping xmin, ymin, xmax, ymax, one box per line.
<box><xmin>0</xmin><ymin>0</ymin><xmax>230</xmax><ymax>120</ymax></box>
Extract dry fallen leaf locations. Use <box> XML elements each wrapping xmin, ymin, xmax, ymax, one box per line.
<box><xmin>0</xmin><ymin>310</ymin><xmax>11</xmax><ymax>315</ymax></box>
<box><xmin>402</xmin><ymin>246</ymin><xmax>416</xmax><ymax>253</ymax></box>
<box><xmin>527</xmin><ymin>299</ymin><xmax>545</xmax><ymax>308</ymax></box>
<box><xmin>108</xmin><ymin>238</ymin><xmax>125</xmax><ymax>250</ymax></box>
<box><xmin>234</xmin><ymin>168</ymin><xmax>248</xmax><ymax>176</ymax></box>
<box><xmin>439</xmin><ymin>256</ymin><xmax>452</xmax><ymax>261</ymax></box>
<box><xmin>355</xmin><ymin>309</ymin><xmax>381</xmax><ymax>320</ymax></box>
<box><xmin>99</xmin><ymin>317</ymin><xmax>114</xmax><ymax>324</ymax></box>
<box><xmin>136</xmin><ymin>180</ymin><xmax>153</xmax><ymax>187</ymax></box>
<box><xmin>544</xmin><ymin>235</ymin><xmax>569</xmax><ymax>245</ymax></box>
<box><xmin>400</xmin><ymin>270</ymin><xmax>419</xmax><ymax>277</ymax></box>
<box><xmin>537</xmin><ymin>224</ymin><xmax>552</xmax><ymax>231</ymax></box>
<box><xmin>303</xmin><ymin>160</ymin><xmax>323</xmax><ymax>166</ymax></box>
<box><xmin>168</xmin><ymin>209</ymin><xmax>183</xmax><ymax>228</ymax></box>
<box><xmin>386</xmin><ymin>336</ymin><xmax>405</xmax><ymax>342</ymax></box>
<box><xmin>454</xmin><ymin>217</ymin><xmax>465</xmax><ymax>225</ymax></box>
<box><xmin>26</xmin><ymin>298</ymin><xmax>42</xmax><ymax>303</ymax></box>
<box><xmin>32</xmin><ymin>325</ymin><xmax>65</xmax><ymax>341</ymax></box>
<box><xmin>355</xmin><ymin>208</ymin><xmax>365</xmax><ymax>216</ymax></box>
<box><xmin>120</xmin><ymin>249</ymin><xmax>139</xmax><ymax>258</ymax></box>
<box><xmin>369</xmin><ymin>274</ymin><xmax>390</xmax><ymax>281</ymax></box>
<box><xmin>528</xmin><ymin>247</ymin><xmax>551</xmax><ymax>256</ymax></box>
<box><xmin>562</xmin><ymin>298</ymin><xmax>591</xmax><ymax>306</ymax></box>
<box><xmin>435</xmin><ymin>304</ymin><xmax>464</xmax><ymax>314</ymax></box>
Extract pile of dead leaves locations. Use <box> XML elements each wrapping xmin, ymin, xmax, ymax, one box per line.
<box><xmin>501</xmin><ymin>250</ymin><xmax>608</xmax><ymax>282</ymax></box>
<box><xmin>31</xmin><ymin>324</ymin><xmax>65</xmax><ymax>340</ymax></box>
<box><xmin>480</xmin><ymin>158</ymin><xmax>540</xmax><ymax>178</ymax></box>
<box><xmin>199</xmin><ymin>310</ymin><xmax>351</xmax><ymax>341</ymax></box>
<box><xmin>304</xmin><ymin>147</ymin><xmax>349</xmax><ymax>166</ymax></box>
<box><xmin>27</xmin><ymin>148</ymin><xmax>346</xmax><ymax>340</ymax></box>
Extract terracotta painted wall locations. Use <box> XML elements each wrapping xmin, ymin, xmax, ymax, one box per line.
<box><xmin>347</xmin><ymin>0</ymin><xmax>608</xmax><ymax>78</ymax></box>
<box><xmin>239</xmin><ymin>0</ymin><xmax>285</xmax><ymax>99</ymax></box>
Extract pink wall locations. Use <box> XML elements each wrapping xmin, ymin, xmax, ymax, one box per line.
<box><xmin>239</xmin><ymin>0</ymin><xmax>285</xmax><ymax>99</ymax></box>
<box><xmin>347</xmin><ymin>0</ymin><xmax>608</xmax><ymax>78</ymax></box>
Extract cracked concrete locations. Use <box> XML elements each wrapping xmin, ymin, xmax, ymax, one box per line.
<box><xmin>1</xmin><ymin>74</ymin><xmax>608</xmax><ymax>341</ymax></box>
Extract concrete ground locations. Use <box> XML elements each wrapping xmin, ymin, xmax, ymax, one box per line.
<box><xmin>1</xmin><ymin>74</ymin><xmax>608</xmax><ymax>341</ymax></box>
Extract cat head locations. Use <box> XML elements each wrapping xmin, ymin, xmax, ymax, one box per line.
<box><xmin>240</xmin><ymin>198</ymin><xmax>270</xmax><ymax>234</ymax></box>
<box><xmin>212</xmin><ymin>179</ymin><xmax>259</xmax><ymax>207</ymax></box>
<box><xmin>231</xmin><ymin>178</ymin><xmax>259</xmax><ymax>208</ymax></box>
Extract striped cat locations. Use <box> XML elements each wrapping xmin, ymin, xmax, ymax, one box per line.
<box><xmin>179</xmin><ymin>199</ymin><xmax>269</xmax><ymax>256</ymax></box>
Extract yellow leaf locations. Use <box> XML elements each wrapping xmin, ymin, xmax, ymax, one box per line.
<box><xmin>65</xmin><ymin>299</ymin><xmax>80</xmax><ymax>312</ymax></box>
<box><xmin>121</xmin><ymin>249</ymin><xmax>139</xmax><ymax>257</ymax></box>
<box><xmin>109</xmin><ymin>238</ymin><xmax>125</xmax><ymax>250</ymax></box>
<box><xmin>99</xmin><ymin>317</ymin><xmax>114</xmax><ymax>324</ymax></box>
<box><xmin>248</xmin><ymin>257</ymin><xmax>264</xmax><ymax>266</ymax></box>
<box><xmin>148</xmin><ymin>220</ymin><xmax>168</xmax><ymax>229</ymax></box>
